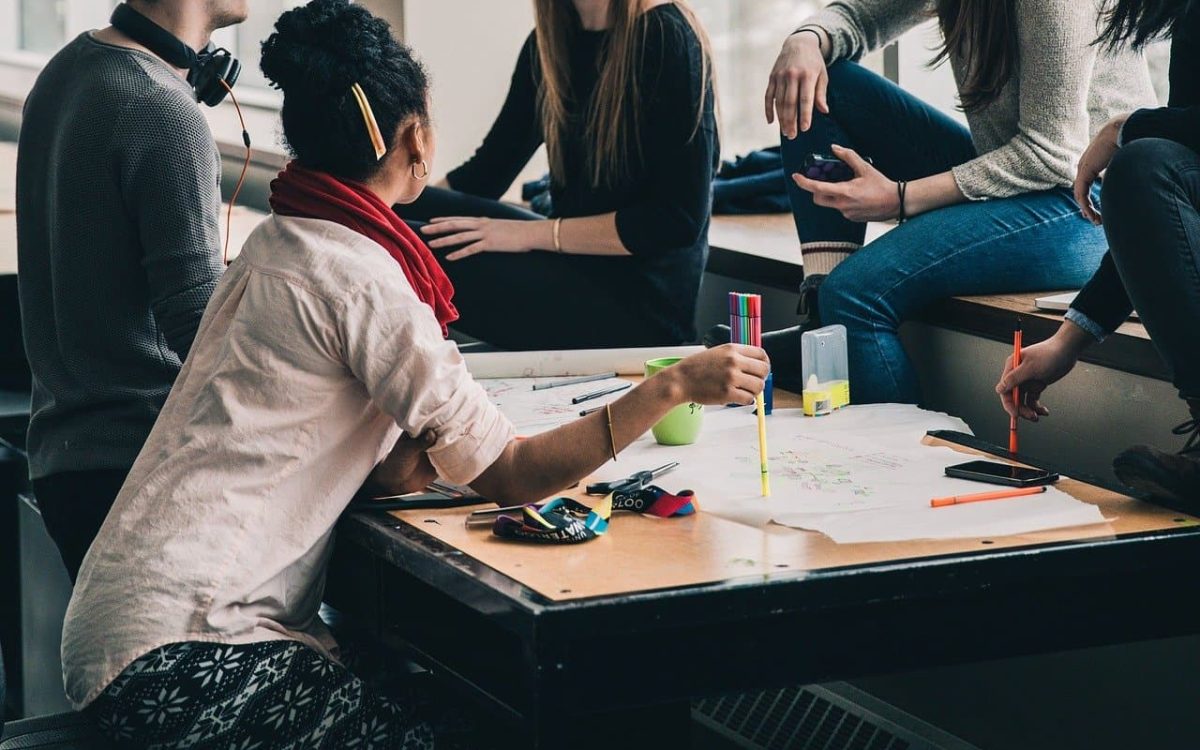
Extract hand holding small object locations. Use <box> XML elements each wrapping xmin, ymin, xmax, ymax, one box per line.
<box><xmin>994</xmin><ymin>324</ymin><xmax>1092</xmax><ymax>422</ymax></box>
<box><xmin>791</xmin><ymin>145</ymin><xmax>900</xmax><ymax>223</ymax></box>
<box><xmin>669</xmin><ymin>344</ymin><xmax>771</xmax><ymax>407</ymax></box>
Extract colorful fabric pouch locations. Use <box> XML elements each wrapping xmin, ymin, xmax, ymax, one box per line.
<box><xmin>491</xmin><ymin>487</ymin><xmax>698</xmax><ymax>544</ymax></box>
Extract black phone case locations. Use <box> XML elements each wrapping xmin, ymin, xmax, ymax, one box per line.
<box><xmin>944</xmin><ymin>466</ymin><xmax>1060</xmax><ymax>488</ymax></box>
<box><xmin>800</xmin><ymin>154</ymin><xmax>855</xmax><ymax>183</ymax></box>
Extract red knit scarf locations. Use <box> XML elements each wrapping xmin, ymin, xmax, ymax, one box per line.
<box><xmin>269</xmin><ymin>162</ymin><xmax>458</xmax><ymax>336</ymax></box>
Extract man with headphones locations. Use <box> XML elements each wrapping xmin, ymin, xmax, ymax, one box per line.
<box><xmin>16</xmin><ymin>0</ymin><xmax>249</xmax><ymax>581</ymax></box>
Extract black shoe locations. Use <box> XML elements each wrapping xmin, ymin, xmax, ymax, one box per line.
<box><xmin>702</xmin><ymin>323</ymin><xmax>733</xmax><ymax>349</ymax></box>
<box><xmin>796</xmin><ymin>273</ymin><xmax>826</xmax><ymax>327</ymax></box>
<box><xmin>1113</xmin><ymin>405</ymin><xmax>1200</xmax><ymax>505</ymax></box>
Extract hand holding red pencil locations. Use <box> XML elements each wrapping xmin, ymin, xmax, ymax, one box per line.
<box><xmin>1009</xmin><ymin>322</ymin><xmax>1023</xmax><ymax>453</ymax></box>
<box><xmin>995</xmin><ymin>328</ymin><xmax>1091</xmax><ymax>423</ymax></box>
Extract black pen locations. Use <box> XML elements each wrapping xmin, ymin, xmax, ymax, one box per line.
<box><xmin>532</xmin><ymin>372</ymin><xmax>618</xmax><ymax>391</ymax></box>
<box><xmin>571</xmin><ymin>382</ymin><xmax>632</xmax><ymax>405</ymax></box>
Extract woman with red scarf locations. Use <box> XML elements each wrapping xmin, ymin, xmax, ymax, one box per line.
<box><xmin>59</xmin><ymin>2</ymin><xmax>767</xmax><ymax>748</ymax></box>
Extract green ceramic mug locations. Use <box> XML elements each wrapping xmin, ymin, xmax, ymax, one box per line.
<box><xmin>645</xmin><ymin>357</ymin><xmax>704</xmax><ymax>446</ymax></box>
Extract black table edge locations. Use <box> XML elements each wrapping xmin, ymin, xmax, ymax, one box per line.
<box><xmin>336</xmin><ymin>430</ymin><xmax>1200</xmax><ymax>635</ymax></box>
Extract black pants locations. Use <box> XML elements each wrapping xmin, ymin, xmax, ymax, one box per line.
<box><xmin>32</xmin><ymin>467</ymin><xmax>129</xmax><ymax>583</ymax></box>
<box><xmin>1102</xmin><ymin>138</ymin><xmax>1200</xmax><ymax>401</ymax></box>
<box><xmin>398</xmin><ymin>187</ymin><xmax>680</xmax><ymax>351</ymax></box>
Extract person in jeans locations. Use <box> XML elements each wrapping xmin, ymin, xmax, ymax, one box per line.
<box><xmin>397</xmin><ymin>0</ymin><xmax>718</xmax><ymax>351</ymax></box>
<box><xmin>16</xmin><ymin>0</ymin><xmax>248</xmax><ymax>580</ymax></box>
<box><xmin>751</xmin><ymin>0</ymin><xmax>1155</xmax><ymax>403</ymax></box>
<box><xmin>997</xmin><ymin>0</ymin><xmax>1200</xmax><ymax>504</ymax></box>
<box><xmin>61</xmin><ymin>3</ymin><xmax>768</xmax><ymax>746</ymax></box>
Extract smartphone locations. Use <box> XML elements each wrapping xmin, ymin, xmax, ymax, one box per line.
<box><xmin>799</xmin><ymin>153</ymin><xmax>872</xmax><ymax>183</ymax></box>
<box><xmin>945</xmin><ymin>460</ymin><xmax>1060</xmax><ymax>488</ymax></box>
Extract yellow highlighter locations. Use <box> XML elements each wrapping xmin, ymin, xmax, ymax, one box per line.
<box><xmin>756</xmin><ymin>392</ymin><xmax>771</xmax><ymax>497</ymax></box>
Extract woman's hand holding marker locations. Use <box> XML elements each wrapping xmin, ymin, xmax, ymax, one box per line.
<box><xmin>671</xmin><ymin>344</ymin><xmax>771</xmax><ymax>407</ymax></box>
<box><xmin>994</xmin><ymin>322</ymin><xmax>1093</xmax><ymax>422</ymax></box>
<box><xmin>791</xmin><ymin>144</ymin><xmax>901</xmax><ymax>223</ymax></box>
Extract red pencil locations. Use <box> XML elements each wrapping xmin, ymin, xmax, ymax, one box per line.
<box><xmin>931</xmin><ymin>485</ymin><xmax>1047</xmax><ymax>508</ymax></box>
<box><xmin>1009</xmin><ymin>319</ymin><xmax>1023</xmax><ymax>455</ymax></box>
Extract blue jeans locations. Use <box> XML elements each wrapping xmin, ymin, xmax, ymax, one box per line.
<box><xmin>781</xmin><ymin>62</ymin><xmax>1108</xmax><ymax>404</ymax></box>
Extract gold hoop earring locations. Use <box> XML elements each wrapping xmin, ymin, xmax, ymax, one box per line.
<box><xmin>411</xmin><ymin>160</ymin><xmax>429</xmax><ymax>180</ymax></box>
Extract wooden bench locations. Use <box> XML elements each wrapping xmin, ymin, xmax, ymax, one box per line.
<box><xmin>705</xmin><ymin>213</ymin><xmax>1164</xmax><ymax>382</ymax></box>
<box><xmin>926</xmin><ymin>293</ymin><xmax>1163</xmax><ymax>381</ymax></box>
<box><xmin>707</xmin><ymin>214</ymin><xmax>801</xmax><ymax>290</ymax></box>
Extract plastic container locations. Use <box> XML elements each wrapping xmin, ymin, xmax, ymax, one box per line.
<box><xmin>801</xmin><ymin>325</ymin><xmax>850</xmax><ymax>416</ymax></box>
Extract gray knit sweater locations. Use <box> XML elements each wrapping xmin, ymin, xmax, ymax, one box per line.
<box><xmin>802</xmin><ymin>0</ymin><xmax>1157</xmax><ymax>199</ymax></box>
<box><xmin>17</xmin><ymin>34</ymin><xmax>223</xmax><ymax>480</ymax></box>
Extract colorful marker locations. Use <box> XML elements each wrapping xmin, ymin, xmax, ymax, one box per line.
<box><xmin>1009</xmin><ymin>319</ymin><xmax>1022</xmax><ymax>455</ymax></box>
<box><xmin>931</xmin><ymin>485</ymin><xmax>1047</xmax><ymax>508</ymax></box>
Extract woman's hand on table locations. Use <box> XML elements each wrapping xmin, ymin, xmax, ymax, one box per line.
<box><xmin>364</xmin><ymin>432</ymin><xmax>439</xmax><ymax>496</ymax></box>
<box><xmin>668</xmin><ymin>344</ymin><xmax>772</xmax><ymax>407</ymax></box>
<box><xmin>1074</xmin><ymin>114</ymin><xmax>1129</xmax><ymax>226</ymax></box>
<box><xmin>791</xmin><ymin>144</ymin><xmax>900</xmax><ymax>223</ymax></box>
<box><xmin>421</xmin><ymin>217</ymin><xmax>548</xmax><ymax>260</ymax></box>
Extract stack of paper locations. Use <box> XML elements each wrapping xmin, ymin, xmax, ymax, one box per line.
<box><xmin>480</xmin><ymin>376</ymin><xmax>632</xmax><ymax>435</ymax></box>
<box><xmin>585</xmin><ymin>404</ymin><xmax>1107</xmax><ymax>543</ymax></box>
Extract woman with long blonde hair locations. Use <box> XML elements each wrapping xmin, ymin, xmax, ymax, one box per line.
<box><xmin>401</xmin><ymin>0</ymin><xmax>718</xmax><ymax>350</ymax></box>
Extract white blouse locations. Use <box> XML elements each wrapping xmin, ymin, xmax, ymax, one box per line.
<box><xmin>61</xmin><ymin>215</ymin><xmax>514</xmax><ymax>709</ymax></box>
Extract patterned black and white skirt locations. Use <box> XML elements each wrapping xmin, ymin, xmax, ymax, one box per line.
<box><xmin>89</xmin><ymin>640</ymin><xmax>437</xmax><ymax>749</ymax></box>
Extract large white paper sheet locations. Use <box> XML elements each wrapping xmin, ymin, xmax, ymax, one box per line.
<box><xmin>464</xmin><ymin>347</ymin><xmax>703</xmax><ymax>378</ymax></box>
<box><xmin>586</xmin><ymin>405</ymin><xmax>1107</xmax><ymax>543</ymax></box>
<box><xmin>481</xmin><ymin>377</ymin><xmax>632</xmax><ymax>435</ymax></box>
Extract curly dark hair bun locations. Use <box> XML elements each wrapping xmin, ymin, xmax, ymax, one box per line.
<box><xmin>260</xmin><ymin>0</ymin><xmax>429</xmax><ymax>180</ymax></box>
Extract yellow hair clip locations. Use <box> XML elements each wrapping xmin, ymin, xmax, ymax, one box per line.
<box><xmin>350</xmin><ymin>82</ymin><xmax>387</xmax><ymax>161</ymax></box>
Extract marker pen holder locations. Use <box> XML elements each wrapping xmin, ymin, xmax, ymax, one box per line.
<box><xmin>728</xmin><ymin>291</ymin><xmax>772</xmax><ymax>414</ymax></box>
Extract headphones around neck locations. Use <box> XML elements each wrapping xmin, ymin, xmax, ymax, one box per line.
<box><xmin>110</xmin><ymin>3</ymin><xmax>241</xmax><ymax>107</ymax></box>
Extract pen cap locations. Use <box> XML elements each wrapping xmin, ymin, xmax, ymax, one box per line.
<box><xmin>801</xmin><ymin>324</ymin><xmax>849</xmax><ymax>385</ymax></box>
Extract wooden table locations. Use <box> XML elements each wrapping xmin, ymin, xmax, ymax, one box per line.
<box><xmin>326</xmin><ymin>426</ymin><xmax>1200</xmax><ymax>749</ymax></box>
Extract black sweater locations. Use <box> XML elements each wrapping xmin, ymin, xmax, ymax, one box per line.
<box><xmin>1070</xmin><ymin>1</ymin><xmax>1200</xmax><ymax>335</ymax></box>
<box><xmin>446</xmin><ymin>5</ymin><xmax>718</xmax><ymax>343</ymax></box>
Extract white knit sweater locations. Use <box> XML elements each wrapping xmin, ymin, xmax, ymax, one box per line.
<box><xmin>802</xmin><ymin>0</ymin><xmax>1157</xmax><ymax>199</ymax></box>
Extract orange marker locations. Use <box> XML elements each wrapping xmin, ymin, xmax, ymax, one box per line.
<box><xmin>931</xmin><ymin>485</ymin><xmax>1047</xmax><ymax>508</ymax></box>
<box><xmin>1009</xmin><ymin>319</ymin><xmax>1023</xmax><ymax>455</ymax></box>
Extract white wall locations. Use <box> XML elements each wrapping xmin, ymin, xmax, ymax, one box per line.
<box><xmin>895</xmin><ymin>19</ymin><xmax>966</xmax><ymax>125</ymax></box>
<box><xmin>402</xmin><ymin>0</ymin><xmax>546</xmax><ymax>188</ymax></box>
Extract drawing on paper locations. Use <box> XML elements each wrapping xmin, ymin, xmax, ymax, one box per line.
<box><xmin>480</xmin><ymin>377</ymin><xmax>630</xmax><ymax>434</ymax></box>
<box><xmin>734</xmin><ymin>446</ymin><xmax>876</xmax><ymax>497</ymax></box>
